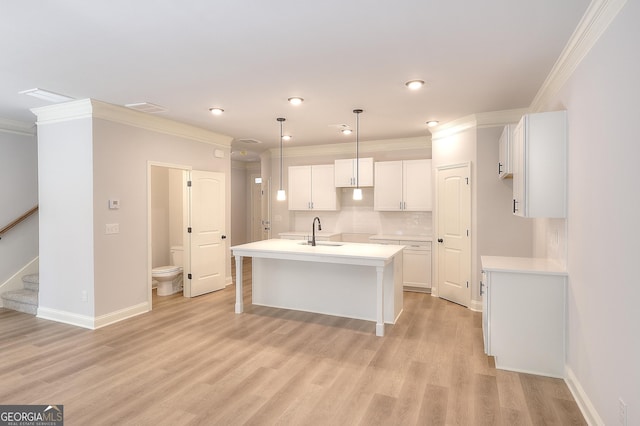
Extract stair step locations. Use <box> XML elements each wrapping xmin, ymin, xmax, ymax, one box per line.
<box><xmin>22</xmin><ymin>273</ymin><xmax>39</xmax><ymax>291</ymax></box>
<box><xmin>1</xmin><ymin>289</ymin><xmax>38</xmax><ymax>315</ymax></box>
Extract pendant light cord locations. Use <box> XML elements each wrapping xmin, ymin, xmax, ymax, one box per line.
<box><xmin>354</xmin><ymin>109</ymin><xmax>363</xmax><ymax>188</ymax></box>
<box><xmin>277</xmin><ymin>117</ymin><xmax>286</xmax><ymax>192</ymax></box>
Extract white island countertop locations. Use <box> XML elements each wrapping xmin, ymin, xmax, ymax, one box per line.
<box><xmin>232</xmin><ymin>238</ymin><xmax>404</xmax><ymax>267</ymax></box>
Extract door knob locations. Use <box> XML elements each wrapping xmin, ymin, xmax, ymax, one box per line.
<box><xmin>437</xmin><ymin>238</ymin><xmax>443</xmax><ymax>243</ymax></box>
<box><xmin>221</xmin><ymin>235</ymin><xmax>227</xmax><ymax>239</ymax></box>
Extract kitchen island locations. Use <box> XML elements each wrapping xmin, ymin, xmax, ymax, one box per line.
<box><xmin>231</xmin><ymin>239</ymin><xmax>405</xmax><ymax>336</ymax></box>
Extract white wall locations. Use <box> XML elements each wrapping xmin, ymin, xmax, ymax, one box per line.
<box><xmin>536</xmin><ymin>1</ymin><xmax>639</xmax><ymax>423</ymax></box>
<box><xmin>150</xmin><ymin>166</ymin><xmax>170</xmax><ymax>268</ymax></box>
<box><xmin>38</xmin><ymin>118</ymin><xmax>96</xmax><ymax>317</ymax></box>
<box><xmin>0</xmin><ymin>127</ymin><xmax>39</xmax><ymax>287</ymax></box>
<box><xmin>231</xmin><ymin>161</ymin><xmax>248</xmax><ymax>246</ymax></box>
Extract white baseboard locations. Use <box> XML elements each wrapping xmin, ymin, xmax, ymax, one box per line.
<box><xmin>565</xmin><ymin>366</ymin><xmax>604</xmax><ymax>426</ymax></box>
<box><xmin>226</xmin><ymin>275</ymin><xmax>233</xmax><ymax>287</ymax></box>
<box><xmin>38</xmin><ymin>302</ymin><xmax>150</xmax><ymax>330</ymax></box>
<box><xmin>469</xmin><ymin>299</ymin><xmax>483</xmax><ymax>312</ymax></box>
<box><xmin>37</xmin><ymin>307</ymin><xmax>95</xmax><ymax>329</ymax></box>
<box><xmin>0</xmin><ymin>257</ymin><xmax>39</xmax><ymax>307</ymax></box>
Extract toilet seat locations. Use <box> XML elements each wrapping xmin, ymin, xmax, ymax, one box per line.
<box><xmin>152</xmin><ymin>265</ymin><xmax>183</xmax><ymax>277</ymax></box>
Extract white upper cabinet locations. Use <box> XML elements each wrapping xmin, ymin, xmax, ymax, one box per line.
<box><xmin>288</xmin><ymin>164</ymin><xmax>339</xmax><ymax>211</ymax></box>
<box><xmin>512</xmin><ymin>111</ymin><xmax>567</xmax><ymax>218</ymax></box>
<box><xmin>498</xmin><ymin>124</ymin><xmax>513</xmax><ymax>179</ymax></box>
<box><xmin>334</xmin><ymin>157</ymin><xmax>374</xmax><ymax>187</ymax></box>
<box><xmin>374</xmin><ymin>159</ymin><xmax>432</xmax><ymax>211</ymax></box>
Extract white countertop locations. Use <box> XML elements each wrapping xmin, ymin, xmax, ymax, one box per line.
<box><xmin>369</xmin><ymin>234</ymin><xmax>433</xmax><ymax>242</ymax></box>
<box><xmin>232</xmin><ymin>238</ymin><xmax>404</xmax><ymax>266</ymax></box>
<box><xmin>481</xmin><ymin>256</ymin><xmax>567</xmax><ymax>275</ymax></box>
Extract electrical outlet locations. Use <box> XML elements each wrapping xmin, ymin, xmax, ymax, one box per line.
<box><xmin>619</xmin><ymin>398</ymin><xmax>627</xmax><ymax>426</ymax></box>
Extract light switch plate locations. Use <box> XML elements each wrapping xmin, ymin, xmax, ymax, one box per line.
<box><xmin>105</xmin><ymin>223</ymin><xmax>119</xmax><ymax>234</ymax></box>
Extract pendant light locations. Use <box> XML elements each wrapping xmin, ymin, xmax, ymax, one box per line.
<box><xmin>353</xmin><ymin>109</ymin><xmax>363</xmax><ymax>201</ymax></box>
<box><xmin>276</xmin><ymin>117</ymin><xmax>287</xmax><ymax>201</ymax></box>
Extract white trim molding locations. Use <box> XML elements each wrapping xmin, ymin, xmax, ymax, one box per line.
<box><xmin>431</xmin><ymin>109</ymin><xmax>528</xmax><ymax>141</ymax></box>
<box><xmin>565</xmin><ymin>367</ymin><xmax>605</xmax><ymax>426</ymax></box>
<box><xmin>270</xmin><ymin>135</ymin><xmax>431</xmax><ymax>159</ymax></box>
<box><xmin>530</xmin><ymin>0</ymin><xmax>628</xmax><ymax>112</ymax></box>
<box><xmin>31</xmin><ymin>98</ymin><xmax>233</xmax><ymax>148</ymax></box>
<box><xmin>38</xmin><ymin>302</ymin><xmax>150</xmax><ymax>330</ymax></box>
<box><xmin>0</xmin><ymin>117</ymin><xmax>36</xmax><ymax>136</ymax></box>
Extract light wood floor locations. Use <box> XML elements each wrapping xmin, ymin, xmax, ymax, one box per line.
<box><xmin>0</xmin><ymin>260</ymin><xmax>585</xmax><ymax>425</ymax></box>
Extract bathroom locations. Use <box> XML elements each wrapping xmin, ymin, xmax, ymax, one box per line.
<box><xmin>150</xmin><ymin>165</ymin><xmax>186</xmax><ymax>299</ymax></box>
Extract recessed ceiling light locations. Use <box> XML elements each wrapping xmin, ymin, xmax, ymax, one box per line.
<box><xmin>19</xmin><ymin>88</ymin><xmax>74</xmax><ymax>103</ymax></box>
<box><xmin>426</xmin><ymin>120</ymin><xmax>439</xmax><ymax>127</ymax></box>
<box><xmin>209</xmin><ymin>107</ymin><xmax>224</xmax><ymax>115</ymax></box>
<box><xmin>288</xmin><ymin>97</ymin><xmax>304</xmax><ymax>105</ymax></box>
<box><xmin>282</xmin><ymin>135</ymin><xmax>292</xmax><ymax>141</ymax></box>
<box><xmin>341</xmin><ymin>129</ymin><xmax>352</xmax><ymax>135</ymax></box>
<box><xmin>405</xmin><ymin>80</ymin><xmax>425</xmax><ymax>90</ymax></box>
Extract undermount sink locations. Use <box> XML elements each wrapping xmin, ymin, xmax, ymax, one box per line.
<box><xmin>298</xmin><ymin>241</ymin><xmax>344</xmax><ymax>247</ymax></box>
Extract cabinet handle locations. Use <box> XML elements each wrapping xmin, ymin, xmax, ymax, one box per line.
<box><xmin>498</xmin><ymin>162</ymin><xmax>503</xmax><ymax>175</ymax></box>
<box><xmin>480</xmin><ymin>281</ymin><xmax>484</xmax><ymax>296</ymax></box>
<box><xmin>513</xmin><ymin>199</ymin><xmax>518</xmax><ymax>213</ymax></box>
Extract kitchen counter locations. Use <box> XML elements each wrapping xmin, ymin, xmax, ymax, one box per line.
<box><xmin>370</xmin><ymin>234</ymin><xmax>433</xmax><ymax>242</ymax></box>
<box><xmin>231</xmin><ymin>239</ymin><xmax>405</xmax><ymax>336</ymax></box>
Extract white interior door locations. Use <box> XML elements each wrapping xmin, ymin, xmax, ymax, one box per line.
<box><xmin>436</xmin><ymin>163</ymin><xmax>471</xmax><ymax>307</ymax></box>
<box><xmin>186</xmin><ymin>170</ymin><xmax>226</xmax><ymax>297</ymax></box>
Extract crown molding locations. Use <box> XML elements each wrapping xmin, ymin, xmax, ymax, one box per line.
<box><xmin>269</xmin><ymin>135</ymin><xmax>431</xmax><ymax>159</ymax></box>
<box><xmin>0</xmin><ymin>117</ymin><xmax>36</xmax><ymax>136</ymax></box>
<box><xmin>31</xmin><ymin>98</ymin><xmax>233</xmax><ymax>148</ymax></box>
<box><xmin>530</xmin><ymin>0</ymin><xmax>627</xmax><ymax>112</ymax></box>
<box><xmin>431</xmin><ymin>108</ymin><xmax>528</xmax><ymax>141</ymax></box>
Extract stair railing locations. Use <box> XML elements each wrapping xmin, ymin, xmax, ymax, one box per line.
<box><xmin>0</xmin><ymin>205</ymin><xmax>38</xmax><ymax>240</ymax></box>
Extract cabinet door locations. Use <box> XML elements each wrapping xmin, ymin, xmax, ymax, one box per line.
<box><xmin>403</xmin><ymin>159</ymin><xmax>432</xmax><ymax>211</ymax></box>
<box><xmin>357</xmin><ymin>157</ymin><xmax>374</xmax><ymax>187</ymax></box>
<box><xmin>498</xmin><ymin>124</ymin><xmax>513</xmax><ymax>179</ymax></box>
<box><xmin>374</xmin><ymin>161</ymin><xmax>403</xmax><ymax>211</ymax></box>
<box><xmin>288</xmin><ymin>166</ymin><xmax>312</xmax><ymax>210</ymax></box>
<box><xmin>512</xmin><ymin>120</ymin><xmax>525</xmax><ymax>217</ymax></box>
<box><xmin>334</xmin><ymin>159</ymin><xmax>355</xmax><ymax>187</ymax></box>
<box><xmin>403</xmin><ymin>247</ymin><xmax>431</xmax><ymax>289</ymax></box>
<box><xmin>310</xmin><ymin>164</ymin><xmax>338</xmax><ymax>210</ymax></box>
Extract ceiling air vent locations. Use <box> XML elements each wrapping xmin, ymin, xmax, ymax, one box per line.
<box><xmin>125</xmin><ymin>102</ymin><xmax>168</xmax><ymax>113</ymax></box>
<box><xmin>236</xmin><ymin>138</ymin><xmax>262</xmax><ymax>145</ymax></box>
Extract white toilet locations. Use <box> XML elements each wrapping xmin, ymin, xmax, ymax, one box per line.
<box><xmin>152</xmin><ymin>246</ymin><xmax>184</xmax><ymax>296</ymax></box>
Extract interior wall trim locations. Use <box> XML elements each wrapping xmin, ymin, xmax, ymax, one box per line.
<box><xmin>530</xmin><ymin>0</ymin><xmax>628</xmax><ymax>112</ymax></box>
<box><xmin>431</xmin><ymin>108</ymin><xmax>528</xmax><ymax>141</ymax></box>
<box><xmin>31</xmin><ymin>98</ymin><xmax>233</xmax><ymax>148</ymax></box>
<box><xmin>565</xmin><ymin>366</ymin><xmax>605</xmax><ymax>426</ymax></box>
<box><xmin>0</xmin><ymin>117</ymin><xmax>36</xmax><ymax>136</ymax></box>
<box><xmin>269</xmin><ymin>136</ymin><xmax>431</xmax><ymax>159</ymax></box>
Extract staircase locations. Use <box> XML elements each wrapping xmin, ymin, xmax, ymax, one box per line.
<box><xmin>1</xmin><ymin>273</ymin><xmax>39</xmax><ymax>315</ymax></box>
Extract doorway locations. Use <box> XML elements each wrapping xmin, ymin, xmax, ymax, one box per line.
<box><xmin>435</xmin><ymin>162</ymin><xmax>471</xmax><ymax>307</ymax></box>
<box><xmin>147</xmin><ymin>163</ymin><xmax>226</xmax><ymax>307</ymax></box>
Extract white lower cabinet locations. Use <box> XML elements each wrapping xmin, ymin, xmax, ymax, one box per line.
<box><xmin>481</xmin><ymin>256</ymin><xmax>567</xmax><ymax>378</ymax></box>
<box><xmin>370</xmin><ymin>237</ymin><xmax>432</xmax><ymax>291</ymax></box>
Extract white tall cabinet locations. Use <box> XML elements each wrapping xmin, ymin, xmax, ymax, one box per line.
<box><xmin>288</xmin><ymin>164</ymin><xmax>338</xmax><ymax>211</ymax></box>
<box><xmin>512</xmin><ymin>111</ymin><xmax>567</xmax><ymax>218</ymax></box>
<box><xmin>334</xmin><ymin>157</ymin><xmax>374</xmax><ymax>187</ymax></box>
<box><xmin>374</xmin><ymin>159</ymin><xmax>432</xmax><ymax>211</ymax></box>
<box><xmin>481</xmin><ymin>256</ymin><xmax>567</xmax><ymax>378</ymax></box>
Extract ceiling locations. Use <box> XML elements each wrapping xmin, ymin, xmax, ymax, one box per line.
<box><xmin>1</xmin><ymin>1</ymin><xmax>590</xmax><ymax>162</ymax></box>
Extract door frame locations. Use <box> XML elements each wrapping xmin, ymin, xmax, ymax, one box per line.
<box><xmin>146</xmin><ymin>161</ymin><xmax>191</xmax><ymax>309</ymax></box>
<box><xmin>433</xmin><ymin>161</ymin><xmax>472</xmax><ymax>307</ymax></box>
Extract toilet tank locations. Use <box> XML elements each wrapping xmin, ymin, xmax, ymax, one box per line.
<box><xmin>170</xmin><ymin>246</ymin><xmax>184</xmax><ymax>267</ymax></box>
